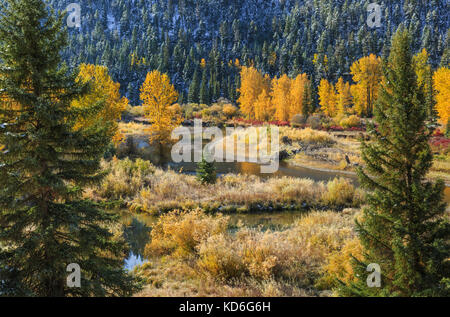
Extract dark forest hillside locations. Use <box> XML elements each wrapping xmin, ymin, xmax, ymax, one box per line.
<box><xmin>50</xmin><ymin>0</ymin><xmax>450</xmax><ymax>105</ymax></box>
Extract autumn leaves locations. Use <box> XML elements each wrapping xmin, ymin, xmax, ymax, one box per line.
<box><xmin>238</xmin><ymin>66</ymin><xmax>312</xmax><ymax>122</ymax></box>
<box><xmin>73</xmin><ymin>52</ymin><xmax>449</xmax><ymax>152</ymax></box>
<box><xmin>319</xmin><ymin>54</ymin><xmax>382</xmax><ymax>118</ymax></box>
<box><xmin>140</xmin><ymin>70</ymin><xmax>182</xmax><ymax>147</ymax></box>
<box><xmin>433</xmin><ymin>67</ymin><xmax>450</xmax><ymax>127</ymax></box>
<box><xmin>72</xmin><ymin>64</ymin><xmax>129</xmax><ymax>145</ymax></box>
<box><xmin>237</xmin><ymin>51</ymin><xmax>449</xmax><ymax>131</ymax></box>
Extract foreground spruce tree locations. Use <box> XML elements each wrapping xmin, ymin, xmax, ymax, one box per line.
<box><xmin>339</xmin><ymin>28</ymin><xmax>449</xmax><ymax>297</ymax></box>
<box><xmin>0</xmin><ymin>0</ymin><xmax>137</xmax><ymax>296</ymax></box>
<box><xmin>196</xmin><ymin>156</ymin><xmax>217</xmax><ymax>185</ymax></box>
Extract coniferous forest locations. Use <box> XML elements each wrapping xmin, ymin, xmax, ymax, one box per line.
<box><xmin>0</xmin><ymin>0</ymin><xmax>449</xmax><ymax>302</ymax></box>
<box><xmin>50</xmin><ymin>0</ymin><xmax>449</xmax><ymax>105</ymax></box>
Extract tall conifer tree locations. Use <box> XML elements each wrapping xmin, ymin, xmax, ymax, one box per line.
<box><xmin>188</xmin><ymin>68</ymin><xmax>199</xmax><ymax>103</ymax></box>
<box><xmin>199</xmin><ymin>67</ymin><xmax>210</xmax><ymax>105</ymax></box>
<box><xmin>340</xmin><ymin>28</ymin><xmax>449</xmax><ymax>297</ymax></box>
<box><xmin>0</xmin><ymin>0</ymin><xmax>137</xmax><ymax>296</ymax></box>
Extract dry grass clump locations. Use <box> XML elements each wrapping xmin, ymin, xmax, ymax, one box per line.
<box><xmin>145</xmin><ymin>209</ymin><xmax>228</xmax><ymax>258</ymax></box>
<box><xmin>280</xmin><ymin>127</ymin><xmax>335</xmax><ymax>145</ymax></box>
<box><xmin>118</xmin><ymin>122</ymin><xmax>149</xmax><ymax>135</ymax></box>
<box><xmin>94</xmin><ymin>157</ymin><xmax>155</xmax><ymax>200</ymax></box>
<box><xmin>137</xmin><ymin>208</ymin><xmax>359</xmax><ymax>297</ymax></box>
<box><xmin>339</xmin><ymin>115</ymin><xmax>361</xmax><ymax>129</ymax></box>
<box><xmin>317</xmin><ymin>238</ymin><xmax>364</xmax><ymax>290</ymax></box>
<box><xmin>89</xmin><ymin>158</ymin><xmax>361</xmax><ymax>214</ymax></box>
<box><xmin>131</xmin><ymin>172</ymin><xmax>357</xmax><ymax>214</ymax></box>
<box><xmin>322</xmin><ymin>177</ymin><xmax>361</xmax><ymax>206</ymax></box>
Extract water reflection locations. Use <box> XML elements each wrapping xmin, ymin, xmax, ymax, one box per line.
<box><xmin>121</xmin><ymin>213</ymin><xmax>155</xmax><ymax>271</ymax></box>
<box><xmin>124</xmin><ymin>252</ymin><xmax>146</xmax><ymax>271</ymax></box>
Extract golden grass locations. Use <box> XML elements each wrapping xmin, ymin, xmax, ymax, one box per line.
<box><xmin>87</xmin><ymin>158</ymin><xmax>362</xmax><ymax>214</ymax></box>
<box><xmin>95</xmin><ymin>157</ymin><xmax>155</xmax><ymax>200</ymax></box>
<box><xmin>118</xmin><ymin>122</ymin><xmax>149</xmax><ymax>136</ymax></box>
<box><xmin>135</xmin><ymin>208</ymin><xmax>359</xmax><ymax>297</ymax></box>
<box><xmin>431</xmin><ymin>156</ymin><xmax>450</xmax><ymax>184</ymax></box>
<box><xmin>280</xmin><ymin>127</ymin><xmax>335</xmax><ymax>145</ymax></box>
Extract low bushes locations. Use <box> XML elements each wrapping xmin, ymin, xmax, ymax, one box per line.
<box><xmin>95</xmin><ymin>157</ymin><xmax>155</xmax><ymax>200</ymax></box>
<box><xmin>291</xmin><ymin>114</ymin><xmax>308</xmax><ymax>127</ymax></box>
<box><xmin>145</xmin><ymin>209</ymin><xmax>228</xmax><ymax>258</ymax></box>
<box><xmin>138</xmin><ymin>208</ymin><xmax>360</xmax><ymax>296</ymax></box>
<box><xmin>306</xmin><ymin>115</ymin><xmax>322</xmax><ymax>129</ymax></box>
<box><xmin>339</xmin><ymin>115</ymin><xmax>361</xmax><ymax>129</ymax></box>
<box><xmin>322</xmin><ymin>177</ymin><xmax>361</xmax><ymax>206</ymax></box>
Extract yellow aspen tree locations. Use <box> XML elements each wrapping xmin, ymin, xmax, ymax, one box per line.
<box><xmin>237</xmin><ymin>66</ymin><xmax>266</xmax><ymax>119</ymax></box>
<box><xmin>433</xmin><ymin>67</ymin><xmax>450</xmax><ymax>127</ymax></box>
<box><xmin>71</xmin><ymin>64</ymin><xmax>128</xmax><ymax>144</ymax></box>
<box><xmin>350</xmin><ymin>54</ymin><xmax>382</xmax><ymax>117</ymax></box>
<box><xmin>289</xmin><ymin>74</ymin><xmax>309</xmax><ymax>119</ymax></box>
<box><xmin>336</xmin><ymin>77</ymin><xmax>353</xmax><ymax>115</ymax></box>
<box><xmin>254</xmin><ymin>89</ymin><xmax>273</xmax><ymax>121</ymax></box>
<box><xmin>271</xmin><ymin>74</ymin><xmax>292</xmax><ymax>121</ymax></box>
<box><xmin>318</xmin><ymin>78</ymin><xmax>337</xmax><ymax>117</ymax></box>
<box><xmin>140</xmin><ymin>70</ymin><xmax>182</xmax><ymax>150</ymax></box>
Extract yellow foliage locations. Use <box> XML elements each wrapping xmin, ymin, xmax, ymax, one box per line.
<box><xmin>140</xmin><ymin>70</ymin><xmax>182</xmax><ymax>146</ymax></box>
<box><xmin>168</xmin><ymin>103</ymin><xmax>182</xmax><ymax>115</ymax></box>
<box><xmin>271</xmin><ymin>74</ymin><xmax>292</xmax><ymax>121</ymax></box>
<box><xmin>254</xmin><ymin>89</ymin><xmax>273</xmax><ymax>121</ymax></box>
<box><xmin>335</xmin><ymin>77</ymin><xmax>353</xmax><ymax>115</ymax></box>
<box><xmin>237</xmin><ymin>66</ymin><xmax>268</xmax><ymax>119</ymax></box>
<box><xmin>289</xmin><ymin>74</ymin><xmax>310</xmax><ymax>119</ymax></box>
<box><xmin>318</xmin><ymin>79</ymin><xmax>337</xmax><ymax>116</ymax></box>
<box><xmin>320</xmin><ymin>238</ymin><xmax>363</xmax><ymax>288</ymax></box>
<box><xmin>413</xmin><ymin>49</ymin><xmax>432</xmax><ymax>93</ymax></box>
<box><xmin>350</xmin><ymin>54</ymin><xmax>382</xmax><ymax>117</ymax></box>
<box><xmin>222</xmin><ymin>104</ymin><xmax>238</xmax><ymax>118</ymax></box>
<box><xmin>238</xmin><ymin>69</ymin><xmax>311</xmax><ymax>121</ymax></box>
<box><xmin>433</xmin><ymin>67</ymin><xmax>450</xmax><ymax>127</ymax></box>
<box><xmin>72</xmin><ymin>64</ymin><xmax>128</xmax><ymax>144</ymax></box>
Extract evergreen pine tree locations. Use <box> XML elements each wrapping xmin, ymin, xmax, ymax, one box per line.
<box><xmin>440</xmin><ymin>29</ymin><xmax>450</xmax><ymax>68</ymax></box>
<box><xmin>199</xmin><ymin>67</ymin><xmax>210</xmax><ymax>105</ymax></box>
<box><xmin>339</xmin><ymin>28</ymin><xmax>449</xmax><ymax>297</ymax></box>
<box><xmin>0</xmin><ymin>0</ymin><xmax>138</xmax><ymax>296</ymax></box>
<box><xmin>196</xmin><ymin>156</ymin><xmax>216</xmax><ymax>185</ymax></box>
<box><xmin>302</xmin><ymin>80</ymin><xmax>314</xmax><ymax>117</ymax></box>
<box><xmin>188</xmin><ymin>68</ymin><xmax>199</xmax><ymax>103</ymax></box>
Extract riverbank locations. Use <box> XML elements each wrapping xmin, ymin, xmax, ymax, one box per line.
<box><xmin>219</xmin><ymin>125</ymin><xmax>450</xmax><ymax>185</ymax></box>
<box><xmin>87</xmin><ymin>158</ymin><xmax>364</xmax><ymax>215</ymax></box>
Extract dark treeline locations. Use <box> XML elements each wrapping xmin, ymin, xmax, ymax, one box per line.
<box><xmin>50</xmin><ymin>0</ymin><xmax>450</xmax><ymax>105</ymax></box>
